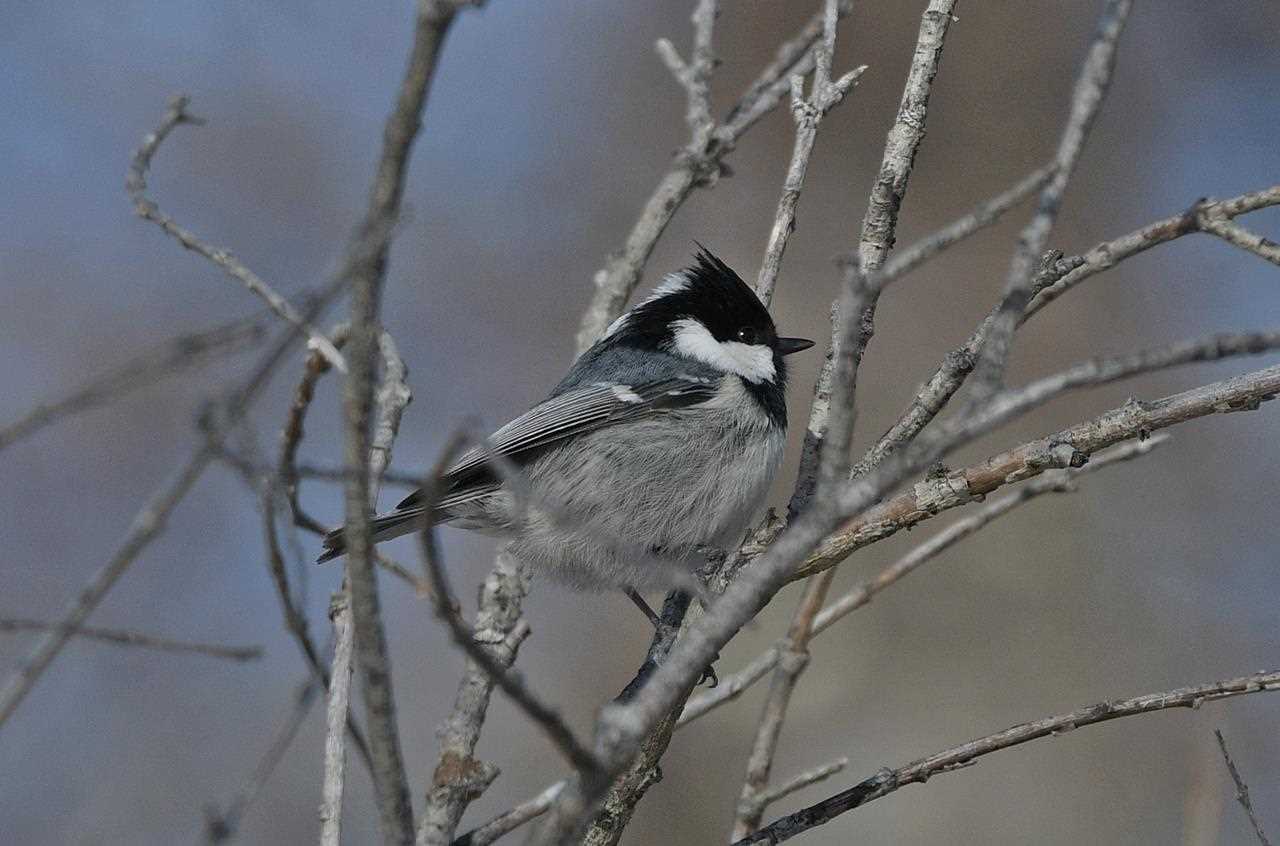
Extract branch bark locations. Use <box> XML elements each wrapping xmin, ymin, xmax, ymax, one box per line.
<box><xmin>736</xmin><ymin>671</ymin><xmax>1280</xmax><ymax>843</ymax></box>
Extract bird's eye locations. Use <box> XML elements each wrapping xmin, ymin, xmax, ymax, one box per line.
<box><xmin>736</xmin><ymin>326</ymin><xmax>760</xmax><ymax>345</ymax></box>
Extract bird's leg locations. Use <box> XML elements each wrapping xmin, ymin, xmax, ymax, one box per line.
<box><xmin>619</xmin><ymin>587</ymin><xmax>718</xmax><ymax>692</ymax></box>
<box><xmin>623</xmin><ymin>586</ymin><xmax>662</xmax><ymax>628</ymax></box>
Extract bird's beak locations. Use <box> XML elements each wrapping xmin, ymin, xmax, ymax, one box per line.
<box><xmin>777</xmin><ymin>337</ymin><xmax>815</xmax><ymax>356</ymax></box>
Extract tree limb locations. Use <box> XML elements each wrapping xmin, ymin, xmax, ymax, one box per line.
<box><xmin>735</xmin><ymin>671</ymin><xmax>1280</xmax><ymax>843</ymax></box>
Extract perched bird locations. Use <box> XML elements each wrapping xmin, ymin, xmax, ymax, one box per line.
<box><xmin>319</xmin><ymin>248</ymin><xmax>812</xmax><ymax>620</ymax></box>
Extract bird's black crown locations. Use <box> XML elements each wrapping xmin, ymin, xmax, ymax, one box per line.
<box><xmin>611</xmin><ymin>247</ymin><xmax>783</xmax><ymax>362</ymax></box>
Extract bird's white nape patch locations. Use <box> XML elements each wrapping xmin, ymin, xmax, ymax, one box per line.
<box><xmin>603</xmin><ymin>273</ymin><xmax>693</xmax><ymax>339</ymax></box>
<box><xmin>650</xmin><ymin>271</ymin><xmax>691</xmax><ymax>299</ymax></box>
<box><xmin>669</xmin><ymin>318</ymin><xmax>776</xmax><ymax>383</ymax></box>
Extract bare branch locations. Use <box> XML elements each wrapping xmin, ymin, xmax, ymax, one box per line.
<box><xmin>328</xmin><ymin>328</ymin><xmax>413</xmax><ymax>838</ymax></box>
<box><xmin>800</xmin><ymin>337</ymin><xmax>1280</xmax><ymax>582</ymax></box>
<box><xmin>759</xmin><ymin>758</ymin><xmax>848</xmax><ymax>809</ymax></box>
<box><xmin>262</xmin><ymin>487</ymin><xmax>373</xmax><ymax>771</ymax></box>
<box><xmin>417</xmin><ymin>552</ymin><xmax>532</xmax><ymax>846</ymax></box>
<box><xmin>204</xmin><ymin>677</ymin><xmax>321</xmax><ymax>843</ymax></box>
<box><xmin>320</xmin><ymin>593</ymin><xmax>358</xmax><ymax>846</ymax></box>
<box><xmin>967</xmin><ymin>0</ymin><xmax>1132</xmax><ymax>400</ymax></box>
<box><xmin>125</xmin><ymin>95</ymin><xmax>346</xmax><ymax>372</ymax></box>
<box><xmin>0</xmin><ymin>449</ymin><xmax>213</xmax><ymax>729</ymax></box>
<box><xmin>731</xmin><ymin>568</ymin><xmax>836</xmax><ymax>838</ymax></box>
<box><xmin>754</xmin><ymin>0</ymin><xmax>866</xmax><ymax>307</ymax></box>
<box><xmin>416</xmin><ymin>435</ymin><xmax>601</xmax><ymax>778</ymax></box>
<box><xmin>0</xmin><ymin>314</ymin><xmax>266</xmax><ymax>453</ymax></box>
<box><xmin>1215</xmin><ymin>729</ymin><xmax>1274</xmax><ymax>846</ymax></box>
<box><xmin>280</xmin><ymin>324</ymin><xmax>351</xmax><ymax>536</ymax></box>
<box><xmin>861</xmin><ymin>184</ymin><xmax>1280</xmax><ymax>480</ymax></box>
<box><xmin>1028</xmin><ymin>185</ymin><xmax>1280</xmax><ymax>317</ymax></box>
<box><xmin>800</xmin><ymin>0</ymin><xmax>959</xmax><ymax>498</ymax></box>
<box><xmin>0</xmin><ymin>618</ymin><xmax>262</xmax><ymax>662</ymax></box>
<box><xmin>451</xmin><ymin>782</ymin><xmax>564</xmax><ymax>846</ymax></box>
<box><xmin>337</xmin><ymin>2</ymin><xmax>472</xmax><ymax>841</ymax></box>
<box><xmin>592</xmin><ymin>354</ymin><xmax>1280</xmax><ymax>833</ymax></box>
<box><xmin>736</xmin><ymin>671</ymin><xmax>1280</xmax><ymax>844</ymax></box>
<box><xmin>683</xmin><ymin>437</ymin><xmax>1165</xmax><ymax>726</ymax></box>
<box><xmin>1197</xmin><ymin>203</ymin><xmax>1280</xmax><ymax>267</ymax></box>
<box><xmin>575</xmin><ymin>2</ymin><xmax>853</xmax><ymax>352</ymax></box>
<box><xmin>876</xmin><ymin>165</ymin><xmax>1055</xmax><ymax>290</ymax></box>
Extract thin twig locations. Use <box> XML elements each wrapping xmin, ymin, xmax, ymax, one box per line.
<box><xmin>279</xmin><ymin>324</ymin><xmax>351</xmax><ymax>536</ymax></box>
<box><xmin>451</xmin><ymin>782</ymin><xmax>564</xmax><ymax>846</ymax></box>
<box><xmin>860</xmin><ymin>184</ymin><xmax>1280</xmax><ymax>481</ymax></box>
<box><xmin>575</xmin><ymin>2</ymin><xmax>854</xmax><ymax>352</ymax></box>
<box><xmin>1214</xmin><ymin>729</ymin><xmax>1273</xmax><ymax>846</ymax></box>
<box><xmin>798</xmin><ymin>334</ymin><xmax>1280</xmax><ymax>582</ymax></box>
<box><xmin>0</xmin><ymin>618</ymin><xmax>262</xmax><ymax>662</ymax></box>
<box><xmin>0</xmin><ymin>450</ymin><xmax>214</xmax><ymax>729</ymax></box>
<box><xmin>731</xmin><ymin>568</ymin><xmax>836</xmax><ymax>838</ymax></box>
<box><xmin>966</xmin><ymin>0</ymin><xmax>1132</xmax><ymax>400</ymax></box>
<box><xmin>759</xmin><ymin>758</ymin><xmax>848</xmax><ymax>808</ymax></box>
<box><xmin>682</xmin><ymin>438</ymin><xmax>1166</xmax><ymax>726</ymax></box>
<box><xmin>1196</xmin><ymin>204</ymin><xmax>1280</xmax><ymax>267</ymax></box>
<box><xmin>204</xmin><ymin>677</ymin><xmax>322</xmax><ymax>843</ymax></box>
<box><xmin>735</xmin><ymin>671</ymin><xmax>1280</xmax><ymax>844</ymax></box>
<box><xmin>125</xmin><ymin>95</ymin><xmax>346</xmax><ymax>372</ymax></box>
<box><xmin>1028</xmin><ymin>185</ymin><xmax>1280</xmax><ymax>317</ymax></box>
<box><xmin>0</xmin><ymin>314</ymin><xmax>266</xmax><ymax>453</ymax></box>
<box><xmin>754</xmin><ymin>0</ymin><xmax>866</xmax><ymax>307</ymax></box>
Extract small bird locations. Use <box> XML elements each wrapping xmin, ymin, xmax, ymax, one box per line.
<box><xmin>319</xmin><ymin>248</ymin><xmax>813</xmax><ymax>621</ymax></box>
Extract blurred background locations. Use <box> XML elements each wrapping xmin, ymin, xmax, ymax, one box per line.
<box><xmin>3</xmin><ymin>1</ymin><xmax>1279</xmax><ymax>843</ymax></box>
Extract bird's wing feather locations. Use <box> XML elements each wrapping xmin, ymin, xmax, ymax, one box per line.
<box><xmin>395</xmin><ymin>375</ymin><xmax>718</xmax><ymax>510</ymax></box>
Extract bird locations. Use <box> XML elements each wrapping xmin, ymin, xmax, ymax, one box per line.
<box><xmin>318</xmin><ymin>247</ymin><xmax>813</xmax><ymax>624</ymax></box>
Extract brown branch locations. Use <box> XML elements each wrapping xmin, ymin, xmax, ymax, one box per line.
<box><xmin>125</xmin><ymin>95</ymin><xmax>346</xmax><ymax>371</ymax></box>
<box><xmin>966</xmin><ymin>0</ymin><xmax>1132</xmax><ymax>400</ymax></box>
<box><xmin>683</xmin><ymin>437</ymin><xmax>1165</xmax><ymax>726</ymax></box>
<box><xmin>0</xmin><ymin>314</ymin><xmax>266</xmax><ymax>453</ymax></box>
<box><xmin>1215</xmin><ymin>729</ymin><xmax>1274</xmax><ymax>846</ymax></box>
<box><xmin>0</xmin><ymin>618</ymin><xmax>262</xmax><ymax>662</ymax></box>
<box><xmin>735</xmin><ymin>671</ymin><xmax>1280</xmax><ymax>844</ymax></box>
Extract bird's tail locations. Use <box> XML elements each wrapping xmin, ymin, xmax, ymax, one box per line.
<box><xmin>316</xmin><ymin>507</ymin><xmax>428</xmax><ymax>564</ymax></box>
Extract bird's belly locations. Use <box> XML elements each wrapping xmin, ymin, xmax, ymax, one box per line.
<box><xmin>505</xmin><ymin>414</ymin><xmax>785</xmax><ymax>590</ymax></box>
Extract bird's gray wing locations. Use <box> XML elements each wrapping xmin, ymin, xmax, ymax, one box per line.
<box><xmin>394</xmin><ymin>374</ymin><xmax>718</xmax><ymax>511</ymax></box>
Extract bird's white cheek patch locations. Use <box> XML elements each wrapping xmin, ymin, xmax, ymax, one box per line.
<box><xmin>669</xmin><ymin>318</ymin><xmax>776</xmax><ymax>383</ymax></box>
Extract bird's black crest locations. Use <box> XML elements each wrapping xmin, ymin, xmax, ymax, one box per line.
<box><xmin>610</xmin><ymin>247</ymin><xmax>781</xmax><ymax>355</ymax></box>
